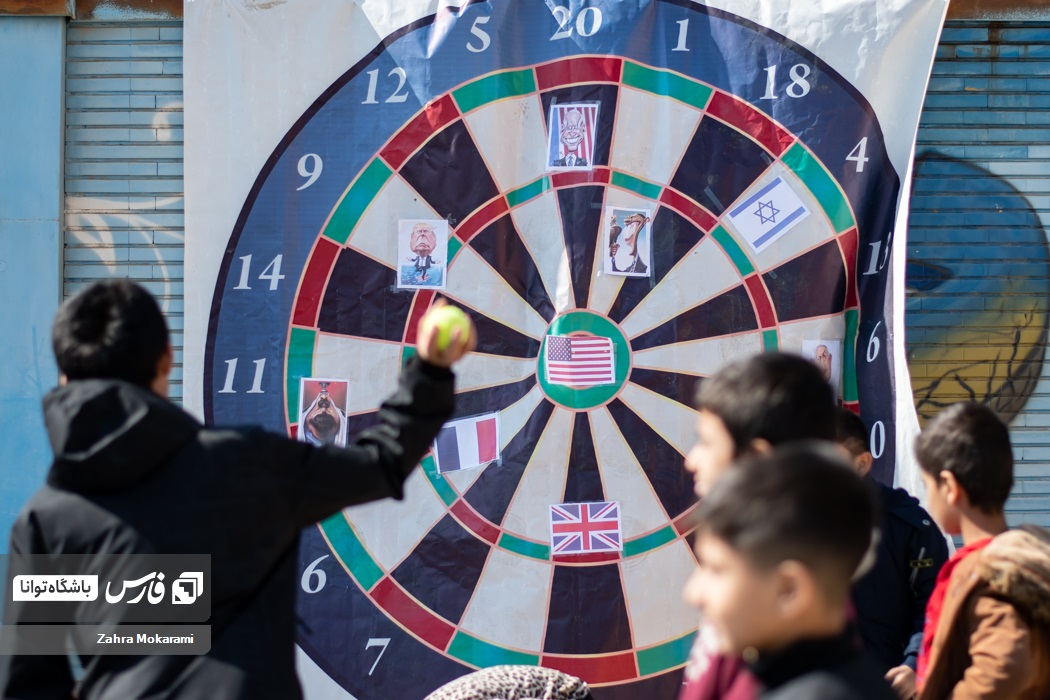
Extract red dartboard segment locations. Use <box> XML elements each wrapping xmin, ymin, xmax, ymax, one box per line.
<box><xmin>673</xmin><ymin>509</ymin><xmax>698</xmax><ymax>537</ymax></box>
<box><xmin>450</xmin><ymin>500</ymin><xmax>502</xmax><ymax>545</ymax></box>
<box><xmin>552</xmin><ymin>551</ymin><xmax>621</xmax><ymax>565</ymax></box>
<box><xmin>705</xmin><ymin>91</ymin><xmax>796</xmax><ymax>157</ymax></box>
<box><xmin>292</xmin><ymin>237</ymin><xmax>342</xmax><ymax>327</ymax></box>
<box><xmin>379</xmin><ymin>94</ymin><xmax>461</xmax><ymax>171</ymax></box>
<box><xmin>535</xmin><ymin>56</ymin><xmax>623</xmax><ymax>90</ymax></box>
<box><xmin>838</xmin><ymin>227</ymin><xmax>860</xmax><ymax>309</ymax></box>
<box><xmin>541</xmin><ymin>650</ymin><xmax>640</xmax><ymax>684</ymax></box>
<box><xmin>658</xmin><ymin>189</ymin><xmax>718</xmax><ymax>232</ymax></box>
<box><xmin>370</xmin><ymin>577</ymin><xmax>457</xmax><ymax>651</ymax></box>
<box><xmin>456</xmin><ymin>196</ymin><xmax>510</xmax><ymax>243</ymax></box>
<box><xmin>549</xmin><ymin>167</ymin><xmax>611</xmax><ymax>189</ymax></box>
<box><xmin>744</xmin><ymin>274</ymin><xmax>778</xmax><ymax>328</ymax></box>
<box><xmin>403</xmin><ymin>289</ymin><xmax>437</xmax><ymax>346</ymax></box>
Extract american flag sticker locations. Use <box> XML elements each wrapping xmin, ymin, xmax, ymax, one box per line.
<box><xmin>550</xmin><ymin>501</ymin><xmax>623</xmax><ymax>554</ymax></box>
<box><xmin>544</xmin><ymin>335</ymin><xmax>616</xmax><ymax>387</ymax></box>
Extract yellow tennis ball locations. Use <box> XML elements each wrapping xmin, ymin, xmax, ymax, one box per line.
<box><xmin>423</xmin><ymin>305</ymin><xmax>472</xmax><ymax>352</ymax></box>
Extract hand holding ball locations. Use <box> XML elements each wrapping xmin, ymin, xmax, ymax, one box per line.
<box><xmin>418</xmin><ymin>303</ymin><xmax>476</xmax><ymax>367</ymax></box>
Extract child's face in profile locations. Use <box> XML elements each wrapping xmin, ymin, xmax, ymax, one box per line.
<box><xmin>920</xmin><ymin>469</ymin><xmax>961</xmax><ymax>535</ymax></box>
<box><xmin>683</xmin><ymin>533</ymin><xmax>782</xmax><ymax>655</ymax></box>
<box><xmin>684</xmin><ymin>410</ymin><xmax>737</xmax><ymax>497</ymax></box>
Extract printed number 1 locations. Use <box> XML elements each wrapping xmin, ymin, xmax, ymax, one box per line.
<box><xmin>365</xmin><ymin>638</ymin><xmax>390</xmax><ymax>676</ymax></box>
<box><xmin>672</xmin><ymin>19</ymin><xmax>689</xmax><ymax>52</ymax></box>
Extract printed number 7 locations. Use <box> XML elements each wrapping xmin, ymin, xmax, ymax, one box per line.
<box><xmin>365</xmin><ymin>637</ymin><xmax>390</xmax><ymax>676</ymax></box>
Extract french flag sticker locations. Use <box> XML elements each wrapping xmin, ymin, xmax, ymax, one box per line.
<box><xmin>432</xmin><ymin>413</ymin><xmax>501</xmax><ymax>474</ymax></box>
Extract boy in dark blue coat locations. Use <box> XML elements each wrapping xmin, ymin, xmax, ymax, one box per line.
<box><xmin>835</xmin><ymin>408</ymin><xmax>949</xmax><ymax>699</ymax></box>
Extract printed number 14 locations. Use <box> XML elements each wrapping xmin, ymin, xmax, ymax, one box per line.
<box><xmin>234</xmin><ymin>254</ymin><xmax>285</xmax><ymax>291</ymax></box>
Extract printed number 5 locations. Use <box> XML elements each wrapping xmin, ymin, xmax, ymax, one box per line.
<box><xmin>366</xmin><ymin>637</ymin><xmax>390</xmax><ymax>676</ymax></box>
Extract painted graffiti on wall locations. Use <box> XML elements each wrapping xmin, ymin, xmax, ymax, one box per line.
<box><xmin>906</xmin><ymin>152</ymin><xmax>1050</xmax><ymax>424</ymax></box>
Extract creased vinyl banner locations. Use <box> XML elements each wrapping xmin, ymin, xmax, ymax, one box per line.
<box><xmin>183</xmin><ymin>1</ymin><xmax>947</xmax><ymax>697</ymax></box>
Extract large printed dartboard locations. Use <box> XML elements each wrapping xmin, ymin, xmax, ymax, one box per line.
<box><xmin>205</xmin><ymin>1</ymin><xmax>899</xmax><ymax>697</ymax></box>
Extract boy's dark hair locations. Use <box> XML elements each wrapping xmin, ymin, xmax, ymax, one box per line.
<box><xmin>695</xmin><ymin>442</ymin><xmax>876</xmax><ymax>598</ymax></box>
<box><xmin>695</xmin><ymin>352</ymin><xmax>835</xmax><ymax>454</ymax></box>
<box><xmin>52</xmin><ymin>280</ymin><xmax>169</xmax><ymax>387</ymax></box>
<box><xmin>834</xmin><ymin>407</ymin><xmax>869</xmax><ymax>458</ymax></box>
<box><xmin>914</xmin><ymin>403</ymin><xmax>1013</xmax><ymax>513</ymax></box>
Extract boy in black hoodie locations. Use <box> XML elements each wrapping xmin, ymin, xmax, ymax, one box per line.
<box><xmin>835</xmin><ymin>408</ymin><xmax>948</xmax><ymax>699</ymax></box>
<box><xmin>0</xmin><ymin>280</ymin><xmax>473</xmax><ymax>699</ymax></box>
<box><xmin>683</xmin><ymin>443</ymin><xmax>895</xmax><ymax>700</ymax></box>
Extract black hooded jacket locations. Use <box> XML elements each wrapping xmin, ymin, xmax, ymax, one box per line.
<box><xmin>851</xmin><ymin>481</ymin><xmax>949</xmax><ymax>673</ymax></box>
<box><xmin>0</xmin><ymin>357</ymin><xmax>453</xmax><ymax>699</ymax></box>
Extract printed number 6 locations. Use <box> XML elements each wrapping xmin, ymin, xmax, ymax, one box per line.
<box><xmin>866</xmin><ymin>321</ymin><xmax>882</xmax><ymax>363</ymax></box>
<box><xmin>301</xmin><ymin>555</ymin><xmax>329</xmax><ymax>594</ymax></box>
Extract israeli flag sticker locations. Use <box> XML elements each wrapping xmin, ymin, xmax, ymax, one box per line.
<box><xmin>726</xmin><ymin>177</ymin><xmax>810</xmax><ymax>253</ymax></box>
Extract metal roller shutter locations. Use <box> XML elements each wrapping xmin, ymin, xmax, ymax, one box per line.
<box><xmin>909</xmin><ymin>21</ymin><xmax>1050</xmax><ymax>526</ymax></box>
<box><xmin>64</xmin><ymin>20</ymin><xmax>185</xmax><ymax>402</ymax></box>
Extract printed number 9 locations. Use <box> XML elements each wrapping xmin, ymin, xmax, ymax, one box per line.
<box><xmin>297</xmin><ymin>154</ymin><xmax>323</xmax><ymax>191</ymax></box>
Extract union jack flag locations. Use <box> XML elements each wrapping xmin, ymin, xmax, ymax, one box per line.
<box><xmin>549</xmin><ymin>501</ymin><xmax>622</xmax><ymax>554</ymax></box>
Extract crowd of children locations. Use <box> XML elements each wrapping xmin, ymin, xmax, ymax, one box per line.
<box><xmin>679</xmin><ymin>354</ymin><xmax>1050</xmax><ymax>700</ymax></box>
<box><xmin>2</xmin><ymin>281</ymin><xmax>1050</xmax><ymax>699</ymax></box>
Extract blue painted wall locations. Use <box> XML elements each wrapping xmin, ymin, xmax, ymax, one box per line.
<box><xmin>907</xmin><ymin>22</ymin><xmax>1050</xmax><ymax>527</ymax></box>
<box><xmin>0</xmin><ymin>16</ymin><xmax>65</xmax><ymax>597</ymax></box>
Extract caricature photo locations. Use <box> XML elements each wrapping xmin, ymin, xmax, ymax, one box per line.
<box><xmin>546</xmin><ymin>103</ymin><xmax>599</xmax><ymax>170</ymax></box>
<box><xmin>802</xmin><ymin>339</ymin><xmax>842</xmax><ymax>391</ymax></box>
<box><xmin>398</xmin><ymin>219</ymin><xmax>448</xmax><ymax>290</ymax></box>
<box><xmin>604</xmin><ymin>207</ymin><xmax>652</xmax><ymax>277</ymax></box>
<box><xmin>297</xmin><ymin>378</ymin><xmax>349</xmax><ymax>447</ymax></box>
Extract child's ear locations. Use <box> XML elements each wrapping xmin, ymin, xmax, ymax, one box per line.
<box><xmin>749</xmin><ymin>437</ymin><xmax>773</xmax><ymax>455</ymax></box>
<box><xmin>940</xmin><ymin>470</ymin><xmax>963</xmax><ymax>506</ymax></box>
<box><xmin>774</xmin><ymin>560</ymin><xmax>814</xmax><ymax>618</ymax></box>
<box><xmin>855</xmin><ymin>452</ymin><xmax>874</xmax><ymax>478</ymax></box>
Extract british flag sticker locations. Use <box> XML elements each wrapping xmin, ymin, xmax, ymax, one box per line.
<box><xmin>549</xmin><ymin>501</ymin><xmax>623</xmax><ymax>555</ymax></box>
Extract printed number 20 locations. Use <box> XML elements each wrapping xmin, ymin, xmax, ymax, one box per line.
<box><xmin>550</xmin><ymin>5</ymin><xmax>602</xmax><ymax>40</ymax></box>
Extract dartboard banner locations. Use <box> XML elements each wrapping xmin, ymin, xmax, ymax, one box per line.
<box><xmin>183</xmin><ymin>1</ymin><xmax>947</xmax><ymax>697</ymax></box>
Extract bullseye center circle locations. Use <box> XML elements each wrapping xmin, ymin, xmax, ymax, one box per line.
<box><xmin>537</xmin><ymin>310</ymin><xmax>632</xmax><ymax>410</ymax></box>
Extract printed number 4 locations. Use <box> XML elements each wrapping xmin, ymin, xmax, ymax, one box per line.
<box><xmin>847</xmin><ymin>138</ymin><xmax>870</xmax><ymax>173</ymax></box>
<box><xmin>366</xmin><ymin>638</ymin><xmax>390</xmax><ymax>676</ymax></box>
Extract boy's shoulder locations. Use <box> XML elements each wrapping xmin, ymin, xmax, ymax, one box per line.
<box><xmin>876</xmin><ymin>482</ymin><xmax>939</xmax><ymax>533</ymax></box>
<box><xmin>761</xmin><ymin>658</ymin><xmax>897</xmax><ymax>700</ymax></box>
<box><xmin>976</xmin><ymin>527</ymin><xmax>1050</xmax><ymax>621</ymax></box>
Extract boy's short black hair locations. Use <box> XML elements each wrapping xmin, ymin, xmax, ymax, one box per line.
<box><xmin>915</xmin><ymin>403</ymin><xmax>1013</xmax><ymax>513</ymax></box>
<box><xmin>695</xmin><ymin>442</ymin><xmax>876</xmax><ymax>599</ymax></box>
<box><xmin>52</xmin><ymin>280</ymin><xmax>169</xmax><ymax>387</ymax></box>
<box><xmin>695</xmin><ymin>352</ymin><xmax>836</xmax><ymax>455</ymax></box>
<box><xmin>834</xmin><ymin>407</ymin><xmax>869</xmax><ymax>458</ymax></box>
